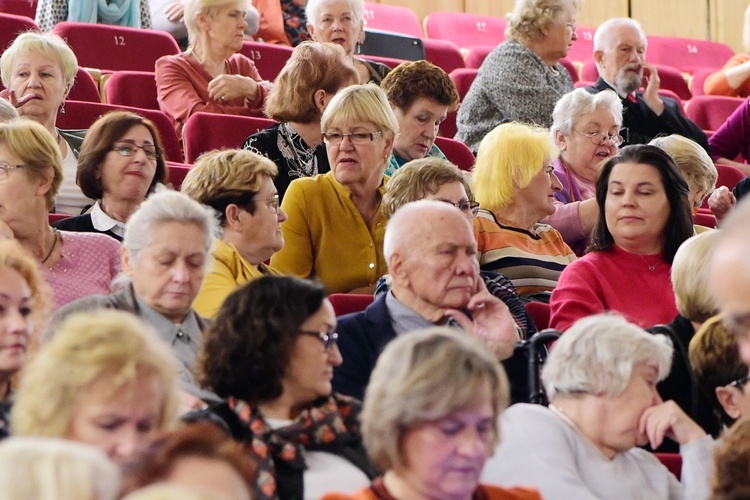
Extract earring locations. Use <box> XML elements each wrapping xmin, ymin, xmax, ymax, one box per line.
<box><xmin>60</xmin><ymin>102</ymin><xmax>65</xmax><ymax>114</ymax></box>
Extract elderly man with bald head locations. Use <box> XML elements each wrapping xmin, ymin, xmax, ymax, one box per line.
<box><xmin>332</xmin><ymin>200</ymin><xmax>518</xmax><ymax>400</ymax></box>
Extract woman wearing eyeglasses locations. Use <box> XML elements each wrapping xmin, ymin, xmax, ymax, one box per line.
<box><xmin>198</xmin><ymin>275</ymin><xmax>376</xmax><ymax>500</ymax></box>
<box><xmin>52</xmin><ymin>112</ymin><xmax>169</xmax><ymax>242</ymax></box>
<box><xmin>547</xmin><ymin>88</ymin><xmax>623</xmax><ymax>256</ymax></box>
<box><xmin>270</xmin><ymin>84</ymin><xmax>397</xmax><ymax>294</ymax></box>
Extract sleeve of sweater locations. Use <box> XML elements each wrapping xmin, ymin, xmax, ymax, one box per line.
<box><xmin>704</xmin><ymin>54</ymin><xmax>750</xmax><ymax>96</ymax></box>
<box><xmin>677</xmin><ymin>435</ymin><xmax>715</xmax><ymax>500</ymax></box>
<box><xmin>549</xmin><ymin>256</ymin><xmax>605</xmax><ymax>332</ymax></box>
<box><xmin>269</xmin><ymin>179</ymin><xmax>314</xmax><ymax>279</ymax></box>
<box><xmin>709</xmin><ymin>99</ymin><xmax>750</xmax><ymax>163</ymax></box>
<box><xmin>543</xmin><ymin>201</ymin><xmax>585</xmax><ymax>251</ymax></box>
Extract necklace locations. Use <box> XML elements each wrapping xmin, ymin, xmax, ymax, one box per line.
<box><xmin>42</xmin><ymin>228</ymin><xmax>59</xmax><ymax>264</ymax></box>
<box><xmin>638</xmin><ymin>254</ymin><xmax>659</xmax><ymax>271</ymax></box>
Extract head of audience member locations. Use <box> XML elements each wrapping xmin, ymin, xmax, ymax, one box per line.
<box><xmin>77</xmin><ymin>111</ymin><xmax>168</xmax><ymax>223</ymax></box>
<box><xmin>121</xmin><ymin>422</ymin><xmax>253</xmax><ymax>500</ymax></box>
<box><xmin>380</xmin><ymin>61</ymin><xmax>459</xmax><ymax>163</ymax></box>
<box><xmin>382</xmin><ymin>158</ymin><xmax>477</xmax><ymax>219</ymax></box>
<box><xmin>551</xmin><ymin>88</ymin><xmax>623</xmax><ymax>182</ymax></box>
<box><xmin>0</xmin><ymin>98</ymin><xmax>18</xmax><ymax>122</ymax></box>
<box><xmin>649</xmin><ymin>134</ymin><xmax>717</xmax><ymax>213</ymax></box>
<box><xmin>12</xmin><ymin>310</ymin><xmax>180</xmax><ymax>463</ymax></box>
<box><xmin>321</xmin><ymin>84</ymin><xmax>397</xmax><ymax>194</ymax></box>
<box><xmin>0</xmin><ymin>437</ymin><xmax>121</xmax><ymax>500</ymax></box>
<box><xmin>0</xmin><ymin>32</ymin><xmax>77</xmax><ymax>131</ymax></box>
<box><xmin>472</xmin><ymin>122</ymin><xmax>560</xmax><ymax>230</ymax></box>
<box><xmin>182</xmin><ymin>149</ymin><xmax>285</xmax><ymax>266</ymax></box>
<box><xmin>0</xmin><ymin>240</ymin><xmax>50</xmax><ymax>400</ymax></box>
<box><xmin>121</xmin><ymin>190</ymin><xmax>218</xmax><ymax>324</ymax></box>
<box><xmin>709</xmin><ymin>197</ymin><xmax>750</xmax><ymax>365</ymax></box>
<box><xmin>201</xmin><ymin>276</ymin><xmax>339</xmax><ymax>419</ymax></box>
<box><xmin>363</xmin><ymin>327</ymin><xmax>508</xmax><ymax>499</ymax></box>
<box><xmin>543</xmin><ymin>314</ymin><xmax>673</xmax><ymax>457</ymax></box>
<box><xmin>383</xmin><ymin>200</ymin><xmax>479</xmax><ymax>323</ymax></box>
<box><xmin>306</xmin><ymin>0</ymin><xmax>365</xmax><ymax>58</ymax></box>
<box><xmin>265</xmin><ymin>42</ymin><xmax>357</xmax><ymax>127</ymax></box>
<box><xmin>671</xmin><ymin>231</ymin><xmax>720</xmax><ymax>328</ymax></box>
<box><xmin>593</xmin><ymin>18</ymin><xmax>647</xmax><ymax>95</ymax></box>
<box><xmin>183</xmin><ymin>0</ymin><xmax>252</xmax><ymax>50</ymax></box>
<box><xmin>689</xmin><ymin>315</ymin><xmax>750</xmax><ymax>429</ymax></box>
<box><xmin>712</xmin><ymin>417</ymin><xmax>750</xmax><ymax>499</ymax></box>
<box><xmin>505</xmin><ymin>0</ymin><xmax>580</xmax><ymax>65</ymax></box>
<box><xmin>590</xmin><ymin>144</ymin><xmax>692</xmax><ymax>262</ymax></box>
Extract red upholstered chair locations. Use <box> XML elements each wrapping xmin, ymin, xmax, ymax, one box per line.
<box><xmin>48</xmin><ymin>212</ymin><xmax>70</xmax><ymax>224</ymax></box>
<box><xmin>0</xmin><ymin>12</ymin><xmax>38</xmax><ymax>57</ymax></box>
<box><xmin>434</xmin><ymin>136</ymin><xmax>474</xmax><ymax>172</ymax></box>
<box><xmin>715</xmin><ymin>164</ymin><xmax>746</xmax><ymax>191</ymax></box>
<box><xmin>104</xmin><ymin>71</ymin><xmax>159</xmax><ymax>110</ymax></box>
<box><xmin>165</xmin><ymin>161</ymin><xmax>191</xmax><ymax>191</ymax></box>
<box><xmin>329</xmin><ymin>293</ymin><xmax>374</xmax><ymax>317</ymax></box>
<box><xmin>56</xmin><ymin>100</ymin><xmax>184</xmax><ymax>162</ymax></box>
<box><xmin>66</xmin><ymin>67</ymin><xmax>101</xmax><ymax>102</ymax></box>
<box><xmin>685</xmin><ymin>95</ymin><xmax>744</xmax><ymax>133</ymax></box>
<box><xmin>464</xmin><ymin>45</ymin><xmax>493</xmax><ymax>69</ymax></box>
<box><xmin>559</xmin><ymin>58</ymin><xmax>578</xmax><ymax>84</ymax></box>
<box><xmin>440</xmin><ymin>68</ymin><xmax>478</xmax><ymax>138</ymax></box>
<box><xmin>51</xmin><ymin>22</ymin><xmax>180</xmax><ymax>72</ymax></box>
<box><xmin>693</xmin><ymin>211</ymin><xmax>716</xmax><ymax>228</ymax></box>
<box><xmin>358</xmin><ymin>54</ymin><xmax>403</xmax><ymax>70</ymax></box>
<box><xmin>689</xmin><ymin>68</ymin><xmax>713</xmax><ymax>97</ymax></box>
<box><xmin>424</xmin><ymin>12</ymin><xmax>505</xmax><ymax>50</ymax></box>
<box><xmin>646</xmin><ymin>35</ymin><xmax>735</xmax><ymax>75</ymax></box>
<box><xmin>182</xmin><ymin>112</ymin><xmax>275</xmax><ymax>163</ymax></box>
<box><xmin>423</xmin><ymin>38</ymin><xmax>465</xmax><ymax>74</ymax></box>
<box><xmin>525</xmin><ymin>301</ymin><xmax>550</xmax><ymax>331</ymax></box>
<box><xmin>362</xmin><ymin>2</ymin><xmax>423</xmax><ymax>38</ymax></box>
<box><xmin>654</xmin><ymin>453</ymin><xmax>682</xmax><ymax>480</ymax></box>
<box><xmin>0</xmin><ymin>0</ymin><xmax>37</xmax><ymax>20</ymax></box>
<box><xmin>240</xmin><ymin>41</ymin><xmax>294</xmax><ymax>82</ymax></box>
<box><xmin>565</xmin><ymin>25</ymin><xmax>596</xmax><ymax>64</ymax></box>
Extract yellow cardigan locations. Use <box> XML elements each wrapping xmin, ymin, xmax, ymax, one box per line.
<box><xmin>192</xmin><ymin>238</ymin><xmax>279</xmax><ymax>318</ymax></box>
<box><xmin>270</xmin><ymin>171</ymin><xmax>388</xmax><ymax>294</ymax></box>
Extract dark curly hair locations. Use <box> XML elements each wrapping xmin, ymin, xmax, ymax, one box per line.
<box><xmin>199</xmin><ymin>276</ymin><xmax>328</xmax><ymax>402</ymax></box>
<box><xmin>589</xmin><ymin>144</ymin><xmax>692</xmax><ymax>264</ymax></box>
<box><xmin>380</xmin><ymin>60</ymin><xmax>459</xmax><ymax>113</ymax></box>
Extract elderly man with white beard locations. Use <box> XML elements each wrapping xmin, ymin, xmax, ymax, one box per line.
<box><xmin>332</xmin><ymin>200</ymin><xmax>518</xmax><ymax>400</ymax></box>
<box><xmin>586</xmin><ymin>18</ymin><xmax>708</xmax><ymax>151</ymax></box>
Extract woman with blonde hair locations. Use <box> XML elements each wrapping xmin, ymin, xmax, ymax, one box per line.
<box><xmin>243</xmin><ymin>41</ymin><xmax>357</xmax><ymax>200</ymax></box>
<box><xmin>12</xmin><ymin>310</ymin><xmax>180</xmax><ymax>463</ymax></box>
<box><xmin>472</xmin><ymin>122</ymin><xmax>576</xmax><ymax>299</ymax></box>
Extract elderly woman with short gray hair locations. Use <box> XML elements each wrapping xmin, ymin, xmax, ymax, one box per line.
<box><xmin>49</xmin><ymin>190</ymin><xmax>219</xmax><ymax>403</ymax></box>
<box><xmin>546</xmin><ymin>88</ymin><xmax>623</xmax><ymax>255</ymax></box>
<box><xmin>482</xmin><ymin>314</ymin><xmax>714</xmax><ymax>500</ymax></box>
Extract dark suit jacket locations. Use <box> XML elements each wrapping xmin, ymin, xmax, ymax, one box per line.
<box><xmin>586</xmin><ymin>78</ymin><xmax>709</xmax><ymax>152</ymax></box>
<box><xmin>333</xmin><ymin>294</ymin><xmax>396</xmax><ymax>401</ymax></box>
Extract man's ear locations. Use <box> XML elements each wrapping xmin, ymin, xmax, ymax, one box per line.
<box><xmin>594</xmin><ymin>50</ymin><xmax>604</xmax><ymax>67</ymax></box>
<box><xmin>716</xmin><ymin>386</ymin><xmax>743</xmax><ymax>420</ymax></box>
<box><xmin>388</xmin><ymin>252</ymin><xmax>409</xmax><ymax>285</ymax></box>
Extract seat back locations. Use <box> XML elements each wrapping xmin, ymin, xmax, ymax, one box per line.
<box><xmin>0</xmin><ymin>12</ymin><xmax>38</xmax><ymax>57</ymax></box>
<box><xmin>51</xmin><ymin>22</ymin><xmax>180</xmax><ymax>72</ymax></box>
<box><xmin>0</xmin><ymin>0</ymin><xmax>37</xmax><ymax>19</ymax></box>
<box><xmin>362</xmin><ymin>2</ymin><xmax>423</xmax><ymax>38</ymax></box>
<box><xmin>104</xmin><ymin>71</ymin><xmax>159</xmax><ymax>110</ymax></box>
<box><xmin>565</xmin><ymin>25</ymin><xmax>596</xmax><ymax>63</ymax></box>
<box><xmin>525</xmin><ymin>301</ymin><xmax>551</xmax><ymax>331</ymax></box>
<box><xmin>183</xmin><ymin>112</ymin><xmax>275</xmax><ymax>163</ymax></box>
<box><xmin>441</xmin><ymin>68</ymin><xmax>479</xmax><ymax>138</ymax></box>
<box><xmin>559</xmin><ymin>57</ymin><xmax>578</xmax><ymax>83</ymax></box>
<box><xmin>424</xmin><ymin>12</ymin><xmax>505</xmax><ymax>50</ymax></box>
<box><xmin>434</xmin><ymin>136</ymin><xmax>474</xmax><ymax>171</ymax></box>
<box><xmin>57</xmin><ymin>100</ymin><xmax>183</xmax><ymax>162</ymax></box>
<box><xmin>329</xmin><ymin>293</ymin><xmax>374</xmax><ymax>317</ymax></box>
<box><xmin>685</xmin><ymin>95</ymin><xmax>744</xmax><ymax>132</ymax></box>
<box><xmin>654</xmin><ymin>453</ymin><xmax>682</xmax><ymax>480</ymax></box>
<box><xmin>716</xmin><ymin>164</ymin><xmax>746</xmax><ymax>191</ymax></box>
<box><xmin>239</xmin><ymin>41</ymin><xmax>294</xmax><ymax>82</ymax></box>
<box><xmin>165</xmin><ymin>161</ymin><xmax>191</xmax><ymax>190</ymax></box>
<box><xmin>646</xmin><ymin>35</ymin><xmax>735</xmax><ymax>75</ymax></box>
<box><xmin>359</xmin><ymin>29</ymin><xmax>425</xmax><ymax>61</ymax></box>
<box><xmin>464</xmin><ymin>45</ymin><xmax>493</xmax><ymax>69</ymax></box>
<box><xmin>67</xmin><ymin>67</ymin><xmax>101</xmax><ymax>102</ymax></box>
<box><xmin>422</xmin><ymin>38</ymin><xmax>464</xmax><ymax>74</ymax></box>
<box><xmin>692</xmin><ymin>211</ymin><xmax>716</xmax><ymax>228</ymax></box>
<box><xmin>689</xmin><ymin>68</ymin><xmax>713</xmax><ymax>97</ymax></box>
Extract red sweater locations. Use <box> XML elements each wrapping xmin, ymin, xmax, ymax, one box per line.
<box><xmin>549</xmin><ymin>245</ymin><xmax>677</xmax><ymax>331</ymax></box>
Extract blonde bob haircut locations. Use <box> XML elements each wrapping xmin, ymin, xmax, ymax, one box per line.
<box><xmin>649</xmin><ymin>134</ymin><xmax>717</xmax><ymax>205</ymax></box>
<box><xmin>506</xmin><ymin>0</ymin><xmax>581</xmax><ymax>41</ymax></box>
<box><xmin>181</xmin><ymin>148</ymin><xmax>277</xmax><ymax>226</ymax></box>
<box><xmin>362</xmin><ymin>327</ymin><xmax>509</xmax><ymax>471</ymax></box>
<box><xmin>183</xmin><ymin>0</ymin><xmax>252</xmax><ymax>46</ymax></box>
<box><xmin>320</xmin><ymin>83</ymin><xmax>399</xmax><ymax>142</ymax></box>
<box><xmin>265</xmin><ymin>42</ymin><xmax>357</xmax><ymax>124</ymax></box>
<box><xmin>0</xmin><ymin>119</ymin><xmax>62</xmax><ymax>210</ymax></box>
<box><xmin>0</xmin><ymin>31</ymin><xmax>78</xmax><ymax>91</ymax></box>
<box><xmin>472</xmin><ymin>122</ymin><xmax>558</xmax><ymax>209</ymax></box>
<box><xmin>0</xmin><ymin>239</ymin><xmax>50</xmax><ymax>337</ymax></box>
<box><xmin>12</xmin><ymin>310</ymin><xmax>180</xmax><ymax>438</ymax></box>
<box><xmin>0</xmin><ymin>437</ymin><xmax>121</xmax><ymax>500</ymax></box>
<box><xmin>671</xmin><ymin>231</ymin><xmax>720</xmax><ymax>323</ymax></box>
<box><xmin>542</xmin><ymin>314</ymin><xmax>673</xmax><ymax>401</ymax></box>
<box><xmin>382</xmin><ymin>157</ymin><xmax>470</xmax><ymax>219</ymax></box>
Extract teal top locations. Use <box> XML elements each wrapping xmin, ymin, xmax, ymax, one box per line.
<box><xmin>385</xmin><ymin>143</ymin><xmax>446</xmax><ymax>176</ymax></box>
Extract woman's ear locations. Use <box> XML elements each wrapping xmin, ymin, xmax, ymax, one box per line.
<box><xmin>716</xmin><ymin>386</ymin><xmax>743</xmax><ymax>420</ymax></box>
<box><xmin>555</xmin><ymin>130</ymin><xmax>568</xmax><ymax>151</ymax></box>
<box><xmin>35</xmin><ymin>167</ymin><xmax>55</xmax><ymax>199</ymax></box>
<box><xmin>121</xmin><ymin>246</ymin><xmax>133</xmax><ymax>276</ymax></box>
<box><xmin>224</xmin><ymin>203</ymin><xmax>244</xmax><ymax>230</ymax></box>
<box><xmin>313</xmin><ymin>88</ymin><xmax>328</xmax><ymax>114</ymax></box>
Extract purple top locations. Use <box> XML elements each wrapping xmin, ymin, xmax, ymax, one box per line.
<box><xmin>709</xmin><ymin>97</ymin><xmax>750</xmax><ymax>164</ymax></box>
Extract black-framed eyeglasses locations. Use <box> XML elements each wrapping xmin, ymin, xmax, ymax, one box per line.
<box><xmin>573</xmin><ymin>130</ymin><xmax>624</xmax><ymax>146</ymax></box>
<box><xmin>112</xmin><ymin>142</ymin><xmax>161</xmax><ymax>161</ymax></box>
<box><xmin>252</xmin><ymin>194</ymin><xmax>280</xmax><ymax>214</ymax></box>
<box><xmin>299</xmin><ymin>330</ymin><xmax>339</xmax><ymax>350</ymax></box>
<box><xmin>728</xmin><ymin>375</ymin><xmax>750</xmax><ymax>389</ymax></box>
<box><xmin>322</xmin><ymin>131</ymin><xmax>383</xmax><ymax>145</ymax></box>
<box><xmin>438</xmin><ymin>199</ymin><xmax>481</xmax><ymax>217</ymax></box>
<box><xmin>0</xmin><ymin>162</ymin><xmax>24</xmax><ymax>182</ymax></box>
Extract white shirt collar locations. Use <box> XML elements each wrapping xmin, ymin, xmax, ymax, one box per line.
<box><xmin>90</xmin><ymin>201</ymin><xmax>126</xmax><ymax>237</ymax></box>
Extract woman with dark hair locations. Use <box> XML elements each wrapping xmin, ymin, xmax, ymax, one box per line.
<box><xmin>53</xmin><ymin>111</ymin><xmax>169</xmax><ymax>241</ymax></box>
<box><xmin>550</xmin><ymin>144</ymin><xmax>694</xmax><ymax>331</ymax></box>
<box><xmin>198</xmin><ymin>275</ymin><xmax>375</xmax><ymax>500</ymax></box>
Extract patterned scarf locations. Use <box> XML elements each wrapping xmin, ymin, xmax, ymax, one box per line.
<box><xmin>229</xmin><ymin>393</ymin><xmax>363</xmax><ymax>500</ymax></box>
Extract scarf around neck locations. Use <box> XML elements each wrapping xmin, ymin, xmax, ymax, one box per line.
<box><xmin>68</xmin><ymin>0</ymin><xmax>141</xmax><ymax>28</ymax></box>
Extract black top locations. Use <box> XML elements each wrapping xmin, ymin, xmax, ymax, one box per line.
<box><xmin>52</xmin><ymin>213</ymin><xmax>122</xmax><ymax>242</ymax></box>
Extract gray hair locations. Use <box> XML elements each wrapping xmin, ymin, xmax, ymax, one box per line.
<box><xmin>124</xmin><ymin>189</ymin><xmax>219</xmax><ymax>263</ymax></box>
<box><xmin>183</xmin><ymin>0</ymin><xmax>252</xmax><ymax>46</ymax></box>
<box><xmin>550</xmin><ymin>88</ymin><xmax>623</xmax><ymax>139</ymax></box>
<box><xmin>306</xmin><ymin>0</ymin><xmax>364</xmax><ymax>28</ymax></box>
<box><xmin>593</xmin><ymin>17</ymin><xmax>646</xmax><ymax>52</ymax></box>
<box><xmin>362</xmin><ymin>327</ymin><xmax>509</xmax><ymax>471</ymax></box>
<box><xmin>542</xmin><ymin>314</ymin><xmax>673</xmax><ymax>400</ymax></box>
<box><xmin>0</xmin><ymin>98</ymin><xmax>18</xmax><ymax>122</ymax></box>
